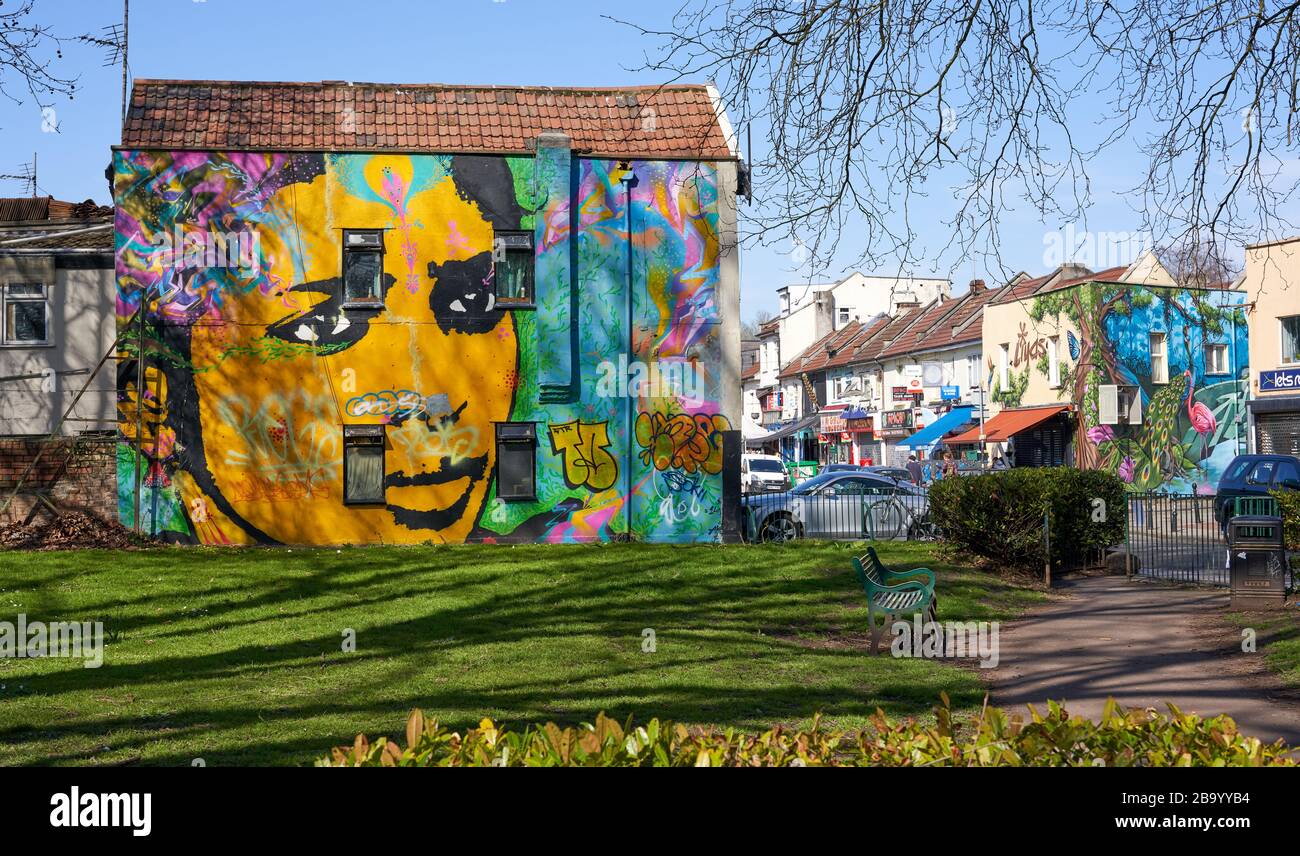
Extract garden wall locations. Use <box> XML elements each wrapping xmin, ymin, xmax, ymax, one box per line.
<box><xmin>0</xmin><ymin>436</ymin><xmax>117</xmax><ymax>525</ymax></box>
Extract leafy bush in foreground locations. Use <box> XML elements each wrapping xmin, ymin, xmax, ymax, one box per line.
<box><xmin>929</xmin><ymin>468</ymin><xmax>1126</xmax><ymax>570</ymax></box>
<box><xmin>319</xmin><ymin>697</ymin><xmax>1295</xmax><ymax>767</ymax></box>
<box><xmin>1273</xmin><ymin>489</ymin><xmax>1300</xmax><ymax>552</ymax></box>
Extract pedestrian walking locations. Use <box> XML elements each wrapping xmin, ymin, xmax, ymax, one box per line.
<box><xmin>905</xmin><ymin>454</ymin><xmax>923</xmax><ymax>485</ymax></box>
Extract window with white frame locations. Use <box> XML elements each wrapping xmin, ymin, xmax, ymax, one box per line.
<box><xmin>2</xmin><ymin>283</ymin><xmax>50</xmax><ymax>345</ymax></box>
<box><xmin>998</xmin><ymin>343</ymin><xmax>1009</xmax><ymax>388</ymax></box>
<box><xmin>1099</xmin><ymin>383</ymin><xmax>1143</xmax><ymax>425</ymax></box>
<box><xmin>1283</xmin><ymin>315</ymin><xmax>1300</xmax><ymax>365</ymax></box>
<box><xmin>837</xmin><ymin>306</ymin><xmax>852</xmax><ymax>326</ymax></box>
<box><xmin>1047</xmin><ymin>336</ymin><xmax>1060</xmax><ymax>388</ymax></box>
<box><xmin>1150</xmin><ymin>332</ymin><xmax>1168</xmax><ymax>384</ymax></box>
<box><xmin>1204</xmin><ymin>342</ymin><xmax>1229</xmax><ymax>375</ymax></box>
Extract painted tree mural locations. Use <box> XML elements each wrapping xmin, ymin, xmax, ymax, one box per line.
<box><xmin>1028</xmin><ymin>283</ymin><xmax>1247</xmax><ymax>493</ymax></box>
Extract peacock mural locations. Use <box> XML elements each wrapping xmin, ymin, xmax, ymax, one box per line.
<box><xmin>1029</xmin><ymin>283</ymin><xmax>1248</xmax><ymax>493</ymax></box>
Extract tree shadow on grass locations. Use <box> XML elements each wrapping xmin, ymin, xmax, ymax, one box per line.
<box><xmin>0</xmin><ymin>542</ymin><xmax>1005</xmax><ymax>765</ymax></box>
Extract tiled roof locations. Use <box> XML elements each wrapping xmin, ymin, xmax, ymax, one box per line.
<box><xmin>741</xmin><ymin>361</ymin><xmax>760</xmax><ymax>380</ymax></box>
<box><xmin>825</xmin><ymin>316</ymin><xmax>890</xmax><ymax>368</ymax></box>
<box><xmin>851</xmin><ymin>303</ymin><xmax>932</xmax><ymax>364</ymax></box>
<box><xmin>777</xmin><ymin>322</ymin><xmax>865</xmax><ymax>379</ymax></box>
<box><xmin>0</xmin><ymin>220</ymin><xmax>113</xmax><ymax>250</ymax></box>
<box><xmin>877</xmin><ymin>295</ymin><xmax>966</xmax><ymax>359</ymax></box>
<box><xmin>936</xmin><ymin>285</ymin><xmax>1003</xmax><ymax>346</ymax></box>
<box><xmin>993</xmin><ymin>272</ymin><xmax>1053</xmax><ymax>304</ymax></box>
<box><xmin>1035</xmin><ymin>265</ymin><xmax>1129</xmax><ymax>295</ymax></box>
<box><xmin>0</xmin><ymin>197</ymin><xmax>107</xmax><ymax>222</ymax></box>
<box><xmin>121</xmin><ymin>79</ymin><xmax>736</xmax><ymax>159</ymax></box>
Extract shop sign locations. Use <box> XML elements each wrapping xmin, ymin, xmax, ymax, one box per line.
<box><xmin>1260</xmin><ymin>368</ymin><xmax>1300</xmax><ymax>392</ymax></box>
<box><xmin>845</xmin><ymin>417</ymin><xmax>874</xmax><ymax>432</ymax></box>
<box><xmin>820</xmin><ymin>413</ymin><xmax>848</xmax><ymax>433</ymax></box>
<box><xmin>881</xmin><ymin>409</ymin><xmax>914</xmax><ymax>434</ymax></box>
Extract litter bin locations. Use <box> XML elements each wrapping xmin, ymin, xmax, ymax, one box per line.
<box><xmin>1227</xmin><ymin>515</ymin><xmax>1287</xmax><ymax>610</ymax></box>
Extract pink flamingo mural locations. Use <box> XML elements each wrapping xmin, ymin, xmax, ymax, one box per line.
<box><xmin>1183</xmin><ymin>369</ymin><xmax>1217</xmax><ymax>460</ymax></box>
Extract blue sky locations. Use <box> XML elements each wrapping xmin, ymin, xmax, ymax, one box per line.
<box><xmin>0</xmin><ymin>0</ymin><xmax>1277</xmax><ymax>322</ymax></box>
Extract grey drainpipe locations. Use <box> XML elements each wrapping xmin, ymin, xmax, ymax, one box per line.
<box><xmin>620</xmin><ymin>164</ymin><xmax>637</xmax><ymax>540</ymax></box>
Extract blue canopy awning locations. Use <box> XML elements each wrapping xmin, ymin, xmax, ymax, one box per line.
<box><xmin>842</xmin><ymin>407</ymin><xmax>870</xmax><ymax>420</ymax></box>
<box><xmin>898</xmin><ymin>406</ymin><xmax>976</xmax><ymax>449</ymax></box>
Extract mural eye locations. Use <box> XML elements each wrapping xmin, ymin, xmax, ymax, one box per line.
<box><xmin>427</xmin><ymin>250</ymin><xmax>502</xmax><ymax>335</ymax></box>
<box><xmin>263</xmin><ymin>274</ymin><xmax>393</xmax><ymax>352</ymax></box>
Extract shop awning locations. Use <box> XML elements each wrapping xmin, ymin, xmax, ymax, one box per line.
<box><xmin>744</xmin><ymin>413</ymin><xmax>819</xmax><ymax>446</ymax></box>
<box><xmin>842</xmin><ymin>407</ymin><xmax>870</xmax><ymax>420</ymax></box>
<box><xmin>1247</xmin><ymin>395</ymin><xmax>1300</xmax><ymax>414</ymax></box>
<box><xmin>898</xmin><ymin>406</ymin><xmax>976</xmax><ymax>449</ymax></box>
<box><xmin>945</xmin><ymin>405</ymin><xmax>1071</xmax><ymax>445</ymax></box>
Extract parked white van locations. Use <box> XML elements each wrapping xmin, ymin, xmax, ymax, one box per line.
<box><xmin>741</xmin><ymin>454</ymin><xmax>790</xmax><ymax>493</ymax></box>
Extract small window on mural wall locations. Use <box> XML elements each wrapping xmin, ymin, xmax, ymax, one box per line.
<box><xmin>1149</xmin><ymin>332</ymin><xmax>1168</xmax><ymax>384</ymax></box>
<box><xmin>343</xmin><ymin>425</ymin><xmax>386</xmax><ymax>504</ymax></box>
<box><xmin>1099</xmin><ymin>384</ymin><xmax>1143</xmax><ymax>426</ymax></box>
<box><xmin>1204</xmin><ymin>343</ymin><xmax>1229</xmax><ymax>375</ymax></box>
<box><xmin>493</xmin><ymin>232</ymin><xmax>534</xmax><ymax>305</ymax></box>
<box><xmin>495</xmin><ymin>422</ymin><xmax>536</xmax><ymax>500</ymax></box>
<box><xmin>343</xmin><ymin>230</ymin><xmax>384</xmax><ymax>305</ymax></box>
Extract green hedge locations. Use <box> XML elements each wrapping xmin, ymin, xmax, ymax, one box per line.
<box><xmin>1272</xmin><ymin>489</ymin><xmax>1300</xmax><ymax>552</ymax></box>
<box><xmin>928</xmin><ymin>468</ymin><xmax>1126</xmax><ymax>570</ymax></box>
<box><xmin>320</xmin><ymin>697</ymin><xmax>1295</xmax><ymax>767</ymax></box>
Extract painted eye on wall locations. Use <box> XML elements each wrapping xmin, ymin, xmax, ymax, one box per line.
<box><xmin>263</xmin><ymin>274</ymin><xmax>395</xmax><ymax>352</ymax></box>
<box><xmin>427</xmin><ymin>250</ymin><xmax>503</xmax><ymax>335</ymax></box>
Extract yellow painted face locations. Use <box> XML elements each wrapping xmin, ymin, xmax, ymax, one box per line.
<box><xmin>186</xmin><ymin>155</ymin><xmax>518</xmax><ymax>544</ymax></box>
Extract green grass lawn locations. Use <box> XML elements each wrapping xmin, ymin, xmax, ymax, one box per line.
<box><xmin>1226</xmin><ymin>607</ymin><xmax>1300</xmax><ymax>688</ymax></box>
<box><xmin>0</xmin><ymin>541</ymin><xmax>1043</xmax><ymax>766</ymax></box>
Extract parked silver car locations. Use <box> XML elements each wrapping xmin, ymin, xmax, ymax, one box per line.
<box><xmin>742</xmin><ymin>472</ymin><xmax>931</xmax><ymax>542</ymax></box>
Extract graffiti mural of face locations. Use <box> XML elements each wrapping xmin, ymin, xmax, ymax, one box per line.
<box><xmin>185</xmin><ymin>155</ymin><xmax>518</xmax><ymax>544</ymax></box>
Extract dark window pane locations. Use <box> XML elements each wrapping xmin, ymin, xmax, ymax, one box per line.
<box><xmin>344</xmin><ymin>251</ymin><xmax>381</xmax><ymax>302</ymax></box>
<box><xmin>7</xmin><ymin>301</ymin><xmax>46</xmax><ymax>342</ymax></box>
<box><xmin>495</xmin><ymin>250</ymin><xmax>533</xmax><ymax>302</ymax></box>
<box><xmin>497</xmin><ymin>440</ymin><xmax>535</xmax><ymax>499</ymax></box>
<box><xmin>344</xmin><ymin>445</ymin><xmax>385</xmax><ymax>503</ymax></box>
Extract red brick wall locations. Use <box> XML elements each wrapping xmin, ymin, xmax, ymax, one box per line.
<box><xmin>0</xmin><ymin>437</ymin><xmax>117</xmax><ymax>525</ymax></box>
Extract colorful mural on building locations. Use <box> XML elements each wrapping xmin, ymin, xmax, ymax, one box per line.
<box><xmin>112</xmin><ymin>149</ymin><xmax>732</xmax><ymax>544</ymax></box>
<box><xmin>1028</xmin><ymin>283</ymin><xmax>1248</xmax><ymax>493</ymax></box>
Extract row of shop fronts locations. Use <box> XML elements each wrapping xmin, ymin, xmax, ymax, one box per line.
<box><xmin>748</xmin><ymin>247</ymin><xmax>1299</xmax><ymax>492</ymax></box>
<box><xmin>750</xmin><ymin>399</ymin><xmax>1077</xmax><ymax>473</ymax></box>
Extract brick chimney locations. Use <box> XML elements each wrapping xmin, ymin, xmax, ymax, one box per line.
<box><xmin>968</xmin><ymin>278</ymin><xmax>986</xmax><ymax>294</ymax></box>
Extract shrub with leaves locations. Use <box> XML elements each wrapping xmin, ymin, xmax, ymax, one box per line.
<box><xmin>1272</xmin><ymin>489</ymin><xmax>1300</xmax><ymax>552</ymax></box>
<box><xmin>928</xmin><ymin>468</ymin><xmax>1126</xmax><ymax>571</ymax></box>
<box><xmin>319</xmin><ymin>696</ymin><xmax>1295</xmax><ymax>767</ymax></box>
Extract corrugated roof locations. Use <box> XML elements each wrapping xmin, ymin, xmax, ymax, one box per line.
<box><xmin>120</xmin><ymin>79</ymin><xmax>736</xmax><ymax>159</ymax></box>
<box><xmin>0</xmin><ymin>220</ymin><xmax>113</xmax><ymax>250</ymax></box>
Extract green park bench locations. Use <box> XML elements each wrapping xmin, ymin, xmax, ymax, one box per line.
<box><xmin>852</xmin><ymin>546</ymin><xmax>938</xmax><ymax>654</ymax></box>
